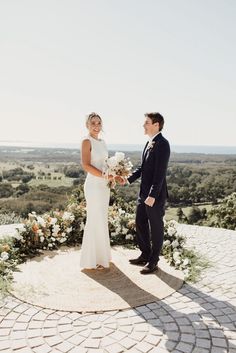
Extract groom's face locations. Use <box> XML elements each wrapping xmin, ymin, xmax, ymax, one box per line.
<box><xmin>143</xmin><ymin>117</ymin><xmax>159</xmax><ymax>136</ymax></box>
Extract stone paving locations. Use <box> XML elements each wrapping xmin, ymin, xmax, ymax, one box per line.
<box><xmin>1</xmin><ymin>224</ymin><xmax>236</xmax><ymax>353</ymax></box>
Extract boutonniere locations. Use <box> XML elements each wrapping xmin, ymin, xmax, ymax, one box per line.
<box><xmin>147</xmin><ymin>141</ymin><xmax>155</xmax><ymax>150</ymax></box>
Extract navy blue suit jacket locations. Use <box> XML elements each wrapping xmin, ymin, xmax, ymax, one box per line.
<box><xmin>128</xmin><ymin>133</ymin><xmax>170</xmax><ymax>201</ymax></box>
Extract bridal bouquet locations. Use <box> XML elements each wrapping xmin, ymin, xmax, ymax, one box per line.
<box><xmin>103</xmin><ymin>152</ymin><xmax>133</xmax><ymax>188</ymax></box>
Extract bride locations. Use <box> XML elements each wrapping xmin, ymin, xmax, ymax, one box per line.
<box><xmin>80</xmin><ymin>113</ymin><xmax>113</xmax><ymax>269</ymax></box>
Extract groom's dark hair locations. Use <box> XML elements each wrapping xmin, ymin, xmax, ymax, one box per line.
<box><xmin>145</xmin><ymin>112</ymin><xmax>164</xmax><ymax>131</ymax></box>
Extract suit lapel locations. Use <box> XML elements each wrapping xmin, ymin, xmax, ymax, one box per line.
<box><xmin>142</xmin><ymin>133</ymin><xmax>163</xmax><ymax>164</ymax></box>
<box><xmin>142</xmin><ymin>141</ymin><xmax>149</xmax><ymax>163</ymax></box>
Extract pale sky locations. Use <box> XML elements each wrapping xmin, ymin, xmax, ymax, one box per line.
<box><xmin>0</xmin><ymin>0</ymin><xmax>235</xmax><ymax>146</ymax></box>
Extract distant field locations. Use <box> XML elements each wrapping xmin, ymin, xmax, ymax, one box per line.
<box><xmin>0</xmin><ymin>161</ymin><xmax>76</xmax><ymax>188</ymax></box>
<box><xmin>28</xmin><ymin>175</ymin><xmax>74</xmax><ymax>187</ymax></box>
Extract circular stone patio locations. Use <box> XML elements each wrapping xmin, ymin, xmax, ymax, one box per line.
<box><xmin>10</xmin><ymin>246</ymin><xmax>184</xmax><ymax>312</ymax></box>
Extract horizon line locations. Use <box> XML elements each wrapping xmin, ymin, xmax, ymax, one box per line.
<box><xmin>0</xmin><ymin>140</ymin><xmax>236</xmax><ymax>148</ymax></box>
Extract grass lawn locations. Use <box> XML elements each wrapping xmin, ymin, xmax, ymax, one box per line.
<box><xmin>165</xmin><ymin>204</ymin><xmax>213</xmax><ymax>222</ymax></box>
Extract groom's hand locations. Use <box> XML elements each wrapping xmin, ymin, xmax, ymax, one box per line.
<box><xmin>144</xmin><ymin>196</ymin><xmax>155</xmax><ymax>207</ymax></box>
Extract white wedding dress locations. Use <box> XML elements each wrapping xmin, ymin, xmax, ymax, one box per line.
<box><xmin>80</xmin><ymin>135</ymin><xmax>111</xmax><ymax>269</ymax></box>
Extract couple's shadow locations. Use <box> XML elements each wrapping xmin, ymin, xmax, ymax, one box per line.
<box><xmin>83</xmin><ymin>262</ymin><xmax>178</xmax><ymax>307</ymax></box>
<box><xmin>82</xmin><ymin>262</ymin><xmax>236</xmax><ymax>352</ymax></box>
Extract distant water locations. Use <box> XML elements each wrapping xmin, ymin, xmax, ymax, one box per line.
<box><xmin>0</xmin><ymin>141</ymin><xmax>236</xmax><ymax>154</ymax></box>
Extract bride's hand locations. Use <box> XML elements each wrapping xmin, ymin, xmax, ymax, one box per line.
<box><xmin>115</xmin><ymin>176</ymin><xmax>126</xmax><ymax>185</ymax></box>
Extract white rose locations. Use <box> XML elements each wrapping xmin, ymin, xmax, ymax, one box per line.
<box><xmin>13</xmin><ymin>230</ymin><xmax>23</xmax><ymax>240</ymax></box>
<box><xmin>59</xmin><ymin>237</ymin><xmax>66</xmax><ymax>243</ymax></box>
<box><xmin>40</xmin><ymin>236</ymin><xmax>45</xmax><ymax>242</ymax></box>
<box><xmin>52</xmin><ymin>225</ymin><xmax>60</xmax><ymax>234</ymax></box>
<box><xmin>163</xmin><ymin>240</ymin><xmax>171</xmax><ymax>246</ymax></box>
<box><xmin>50</xmin><ymin>217</ymin><xmax>57</xmax><ymax>225</ymax></box>
<box><xmin>115</xmin><ymin>152</ymin><xmax>125</xmax><ymax>162</ymax></box>
<box><xmin>173</xmin><ymin>251</ymin><xmax>180</xmax><ymax>261</ymax></box>
<box><xmin>183</xmin><ymin>258</ymin><xmax>190</xmax><ymax>266</ymax></box>
<box><xmin>107</xmin><ymin>156</ymin><xmax>117</xmax><ymax>168</ymax></box>
<box><xmin>1</xmin><ymin>252</ymin><xmax>9</xmax><ymax>261</ymax></box>
<box><xmin>168</xmin><ymin>227</ymin><xmax>176</xmax><ymax>236</ymax></box>
<box><xmin>62</xmin><ymin>212</ymin><xmax>75</xmax><ymax>222</ymax></box>
<box><xmin>172</xmin><ymin>240</ymin><xmax>179</xmax><ymax>248</ymax></box>
<box><xmin>37</xmin><ymin>216</ymin><xmax>46</xmax><ymax>227</ymax></box>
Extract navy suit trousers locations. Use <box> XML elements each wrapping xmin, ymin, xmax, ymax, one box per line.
<box><xmin>135</xmin><ymin>197</ymin><xmax>165</xmax><ymax>265</ymax></box>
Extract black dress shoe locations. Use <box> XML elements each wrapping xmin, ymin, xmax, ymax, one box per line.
<box><xmin>129</xmin><ymin>256</ymin><xmax>148</xmax><ymax>265</ymax></box>
<box><xmin>140</xmin><ymin>263</ymin><xmax>158</xmax><ymax>274</ymax></box>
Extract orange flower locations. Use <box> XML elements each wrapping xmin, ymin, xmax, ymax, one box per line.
<box><xmin>32</xmin><ymin>224</ymin><xmax>39</xmax><ymax>233</ymax></box>
<box><xmin>2</xmin><ymin>244</ymin><xmax>10</xmax><ymax>252</ymax></box>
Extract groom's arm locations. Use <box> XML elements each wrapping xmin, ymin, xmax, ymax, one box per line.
<box><xmin>148</xmin><ymin>140</ymin><xmax>170</xmax><ymax>199</ymax></box>
<box><xmin>127</xmin><ymin>165</ymin><xmax>142</xmax><ymax>184</ymax></box>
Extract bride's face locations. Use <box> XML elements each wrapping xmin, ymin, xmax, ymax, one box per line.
<box><xmin>87</xmin><ymin>117</ymin><xmax>102</xmax><ymax>136</ymax></box>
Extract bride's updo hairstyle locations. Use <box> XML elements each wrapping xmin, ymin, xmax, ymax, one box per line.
<box><xmin>86</xmin><ymin>112</ymin><xmax>103</xmax><ymax>129</ymax></box>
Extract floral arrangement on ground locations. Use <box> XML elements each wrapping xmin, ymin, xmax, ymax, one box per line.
<box><xmin>0</xmin><ymin>189</ymin><xmax>209</xmax><ymax>294</ymax></box>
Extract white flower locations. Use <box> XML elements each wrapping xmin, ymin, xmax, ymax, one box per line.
<box><xmin>125</xmin><ymin>234</ymin><xmax>133</xmax><ymax>240</ymax></box>
<box><xmin>175</xmin><ymin>259</ymin><xmax>181</xmax><ymax>265</ymax></box>
<box><xmin>172</xmin><ymin>240</ymin><xmax>179</xmax><ymax>248</ymax></box>
<box><xmin>17</xmin><ymin>226</ymin><xmax>26</xmax><ymax>234</ymax></box>
<box><xmin>173</xmin><ymin>251</ymin><xmax>180</xmax><ymax>261</ymax></box>
<box><xmin>80</xmin><ymin>222</ymin><xmax>85</xmax><ymax>231</ymax></box>
<box><xmin>66</xmin><ymin>227</ymin><xmax>72</xmax><ymax>233</ymax></box>
<box><xmin>59</xmin><ymin>237</ymin><xmax>66</xmax><ymax>243</ymax></box>
<box><xmin>183</xmin><ymin>258</ymin><xmax>190</xmax><ymax>266</ymax></box>
<box><xmin>62</xmin><ymin>212</ymin><xmax>75</xmax><ymax>222</ymax></box>
<box><xmin>168</xmin><ymin>220</ymin><xmax>178</xmax><ymax>227</ymax></box>
<box><xmin>37</xmin><ymin>216</ymin><xmax>46</xmax><ymax>227</ymax></box>
<box><xmin>49</xmin><ymin>217</ymin><xmax>57</xmax><ymax>225</ymax></box>
<box><xmin>168</xmin><ymin>227</ymin><xmax>176</xmax><ymax>236</ymax></box>
<box><xmin>115</xmin><ymin>152</ymin><xmax>125</xmax><ymax>162</ymax></box>
<box><xmin>37</xmin><ymin>229</ymin><xmax>44</xmax><ymax>236</ymax></box>
<box><xmin>48</xmin><ymin>244</ymin><xmax>53</xmax><ymax>248</ymax></box>
<box><xmin>111</xmin><ymin>232</ymin><xmax>116</xmax><ymax>237</ymax></box>
<box><xmin>51</xmin><ymin>237</ymin><xmax>56</xmax><ymax>242</ymax></box>
<box><xmin>40</xmin><ymin>236</ymin><xmax>45</xmax><ymax>242</ymax></box>
<box><xmin>52</xmin><ymin>225</ymin><xmax>60</xmax><ymax>235</ymax></box>
<box><xmin>1</xmin><ymin>252</ymin><xmax>9</xmax><ymax>261</ymax></box>
<box><xmin>118</xmin><ymin>208</ymin><xmax>125</xmax><ymax>215</ymax></box>
<box><xmin>107</xmin><ymin>156</ymin><xmax>117</xmax><ymax>168</ymax></box>
<box><xmin>13</xmin><ymin>230</ymin><xmax>23</xmax><ymax>240</ymax></box>
<box><xmin>163</xmin><ymin>240</ymin><xmax>171</xmax><ymax>246</ymax></box>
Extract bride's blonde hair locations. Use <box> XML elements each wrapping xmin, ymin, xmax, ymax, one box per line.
<box><xmin>85</xmin><ymin>112</ymin><xmax>103</xmax><ymax>128</ymax></box>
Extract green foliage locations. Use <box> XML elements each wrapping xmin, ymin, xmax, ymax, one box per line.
<box><xmin>0</xmin><ymin>237</ymin><xmax>19</xmax><ymax>295</ymax></box>
<box><xmin>2</xmin><ymin>168</ymin><xmax>34</xmax><ymax>183</ymax></box>
<box><xmin>0</xmin><ymin>183</ymin><xmax>14</xmax><ymax>198</ymax></box>
<box><xmin>64</xmin><ymin>166</ymin><xmax>85</xmax><ymax>178</ymax></box>
<box><xmin>187</xmin><ymin>206</ymin><xmax>207</xmax><ymax>225</ymax></box>
<box><xmin>206</xmin><ymin>193</ymin><xmax>236</xmax><ymax>230</ymax></box>
<box><xmin>167</xmin><ymin>164</ymin><xmax>236</xmax><ymax>205</ymax></box>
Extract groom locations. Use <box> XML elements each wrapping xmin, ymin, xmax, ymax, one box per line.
<box><xmin>127</xmin><ymin>112</ymin><xmax>170</xmax><ymax>274</ymax></box>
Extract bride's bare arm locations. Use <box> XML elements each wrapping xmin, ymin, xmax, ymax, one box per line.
<box><xmin>81</xmin><ymin>139</ymin><xmax>104</xmax><ymax>177</ymax></box>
